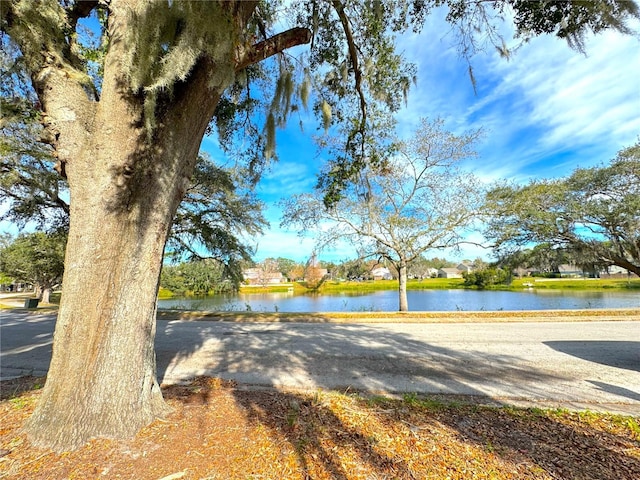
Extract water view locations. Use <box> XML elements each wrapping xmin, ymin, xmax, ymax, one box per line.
<box><xmin>158</xmin><ymin>289</ymin><xmax>639</xmax><ymax>312</ymax></box>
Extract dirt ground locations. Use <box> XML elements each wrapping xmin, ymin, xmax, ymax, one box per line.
<box><xmin>1</xmin><ymin>376</ymin><xmax>639</xmax><ymax>479</ymax></box>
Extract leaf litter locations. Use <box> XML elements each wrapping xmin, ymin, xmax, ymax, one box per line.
<box><xmin>1</xmin><ymin>376</ymin><xmax>638</xmax><ymax>479</ymax></box>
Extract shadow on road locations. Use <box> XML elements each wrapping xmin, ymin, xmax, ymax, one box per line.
<box><xmin>155</xmin><ymin>320</ymin><xmax>567</xmax><ymax>401</ymax></box>
<box><xmin>0</xmin><ymin>311</ymin><xmax>54</xmax><ymax>379</ymax></box>
<box><xmin>544</xmin><ymin>340</ymin><xmax>640</xmax><ymax>372</ymax></box>
<box><xmin>588</xmin><ymin>380</ymin><xmax>640</xmax><ymax>402</ymax></box>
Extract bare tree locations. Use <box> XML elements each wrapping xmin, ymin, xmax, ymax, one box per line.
<box><xmin>283</xmin><ymin>118</ymin><xmax>484</xmax><ymax>311</ymax></box>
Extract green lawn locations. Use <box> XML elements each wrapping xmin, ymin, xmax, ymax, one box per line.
<box><xmin>159</xmin><ymin>276</ymin><xmax>640</xmax><ymax>298</ymax></box>
<box><xmin>509</xmin><ymin>277</ymin><xmax>640</xmax><ymax>290</ymax></box>
<box><xmin>297</xmin><ymin>277</ymin><xmax>640</xmax><ymax>293</ymax></box>
<box><xmin>320</xmin><ymin>278</ymin><xmax>465</xmax><ymax>292</ymax></box>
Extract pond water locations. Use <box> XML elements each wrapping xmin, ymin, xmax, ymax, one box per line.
<box><xmin>157</xmin><ymin>288</ymin><xmax>639</xmax><ymax>312</ymax></box>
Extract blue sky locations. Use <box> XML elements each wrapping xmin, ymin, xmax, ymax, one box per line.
<box><xmin>207</xmin><ymin>15</ymin><xmax>640</xmax><ymax>264</ymax></box>
<box><xmin>2</xmin><ymin>11</ymin><xmax>638</xmax><ymax>266</ymax></box>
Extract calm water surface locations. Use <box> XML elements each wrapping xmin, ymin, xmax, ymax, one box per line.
<box><xmin>158</xmin><ymin>288</ymin><xmax>639</xmax><ymax>312</ymax></box>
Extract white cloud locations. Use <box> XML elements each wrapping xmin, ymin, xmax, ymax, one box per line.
<box><xmin>478</xmin><ymin>28</ymin><xmax>640</xmax><ymax>165</ymax></box>
<box><xmin>252</xmin><ymin>221</ymin><xmax>357</xmax><ymax>263</ymax></box>
<box><xmin>544</xmin><ymin>45</ymin><xmax>630</xmax><ymax>134</ymax></box>
<box><xmin>258</xmin><ymin>160</ymin><xmax>317</xmax><ymax>199</ymax></box>
<box><xmin>395</xmin><ymin>17</ymin><xmax>640</xmax><ymax>185</ymax></box>
<box><xmin>252</xmin><ymin>228</ymin><xmax>315</xmax><ymax>262</ymax></box>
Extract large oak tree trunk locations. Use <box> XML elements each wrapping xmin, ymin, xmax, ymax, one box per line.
<box><xmin>24</xmin><ymin>11</ymin><xmax>230</xmax><ymax>450</ymax></box>
<box><xmin>25</xmin><ymin>99</ymin><xmax>222</xmax><ymax>450</ymax></box>
<box><xmin>13</xmin><ymin>0</ymin><xmax>310</xmax><ymax>451</ymax></box>
<box><xmin>25</xmin><ymin>210</ymin><xmax>173</xmax><ymax>450</ymax></box>
<box><xmin>25</xmin><ymin>125</ymin><xmax>218</xmax><ymax>452</ymax></box>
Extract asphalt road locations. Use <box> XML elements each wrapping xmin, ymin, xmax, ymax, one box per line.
<box><xmin>1</xmin><ymin>310</ymin><xmax>639</xmax><ymax>413</ymax></box>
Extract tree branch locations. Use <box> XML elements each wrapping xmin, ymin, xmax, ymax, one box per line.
<box><xmin>67</xmin><ymin>0</ymin><xmax>99</xmax><ymax>27</ymax></box>
<box><xmin>235</xmin><ymin>27</ymin><xmax>312</xmax><ymax>71</ymax></box>
<box><xmin>4</xmin><ymin>2</ymin><xmax>97</xmax><ymax>168</ymax></box>
<box><xmin>331</xmin><ymin>0</ymin><xmax>367</xmax><ymax>158</ymax></box>
<box><xmin>0</xmin><ymin>0</ymin><xmax>15</xmax><ymax>30</ymax></box>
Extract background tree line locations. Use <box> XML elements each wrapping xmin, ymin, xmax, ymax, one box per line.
<box><xmin>3</xmin><ymin>141</ymin><xmax>638</xmax><ymax>299</ymax></box>
<box><xmin>157</xmin><ymin>255</ymin><xmax>463</xmax><ymax>296</ymax></box>
<box><xmin>0</xmin><ymin>231</ymin><xmax>65</xmax><ymax>302</ymax></box>
<box><xmin>484</xmin><ymin>141</ymin><xmax>640</xmax><ymax>279</ymax></box>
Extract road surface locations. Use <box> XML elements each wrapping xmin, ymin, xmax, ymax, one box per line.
<box><xmin>1</xmin><ymin>310</ymin><xmax>638</xmax><ymax>413</ymax></box>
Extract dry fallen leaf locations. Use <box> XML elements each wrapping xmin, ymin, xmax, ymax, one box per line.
<box><xmin>1</xmin><ymin>376</ymin><xmax>638</xmax><ymax>480</ymax></box>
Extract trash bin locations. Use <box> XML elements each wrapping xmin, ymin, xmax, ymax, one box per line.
<box><xmin>24</xmin><ymin>298</ymin><xmax>40</xmax><ymax>308</ymax></box>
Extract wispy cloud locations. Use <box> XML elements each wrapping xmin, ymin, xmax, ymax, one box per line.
<box><xmin>251</xmin><ymin>227</ymin><xmax>316</xmax><ymax>261</ymax></box>
<box><xmin>490</xmin><ymin>30</ymin><xmax>639</xmax><ymax>152</ymax></box>
<box><xmin>396</xmin><ymin>18</ymin><xmax>639</xmax><ymax>185</ymax></box>
<box><xmin>259</xmin><ymin>161</ymin><xmax>316</xmax><ymax>199</ymax></box>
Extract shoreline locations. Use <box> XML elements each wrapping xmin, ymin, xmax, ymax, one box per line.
<box><xmin>157</xmin><ymin>308</ymin><xmax>640</xmax><ymax>323</ymax></box>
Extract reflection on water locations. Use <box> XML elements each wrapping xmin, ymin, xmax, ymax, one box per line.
<box><xmin>157</xmin><ymin>288</ymin><xmax>639</xmax><ymax>312</ymax></box>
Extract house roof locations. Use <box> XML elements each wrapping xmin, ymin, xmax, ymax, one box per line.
<box><xmin>439</xmin><ymin>268</ymin><xmax>461</xmax><ymax>273</ymax></box>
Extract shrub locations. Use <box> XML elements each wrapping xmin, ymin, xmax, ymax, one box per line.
<box><xmin>463</xmin><ymin>268</ymin><xmax>509</xmax><ymax>288</ymax></box>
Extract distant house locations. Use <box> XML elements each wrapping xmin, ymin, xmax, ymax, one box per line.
<box><xmin>513</xmin><ymin>266</ymin><xmax>533</xmax><ymax>278</ymax></box>
<box><xmin>371</xmin><ymin>266</ymin><xmax>393</xmax><ymax>280</ymax></box>
<box><xmin>242</xmin><ymin>268</ymin><xmax>284</xmax><ymax>285</ymax></box>
<box><xmin>557</xmin><ymin>264</ymin><xmax>584</xmax><ymax>278</ymax></box>
<box><xmin>599</xmin><ymin>265</ymin><xmax>637</xmax><ymax>279</ymax></box>
<box><xmin>607</xmin><ymin>265</ymin><xmax>628</xmax><ymax>275</ymax></box>
<box><xmin>456</xmin><ymin>263</ymin><xmax>473</xmax><ymax>273</ymax></box>
<box><xmin>438</xmin><ymin>268</ymin><xmax>463</xmax><ymax>279</ymax></box>
<box><xmin>416</xmin><ymin>268</ymin><xmax>439</xmax><ymax>279</ymax></box>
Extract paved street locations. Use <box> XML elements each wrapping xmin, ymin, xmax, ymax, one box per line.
<box><xmin>1</xmin><ymin>310</ymin><xmax>639</xmax><ymax>413</ymax></box>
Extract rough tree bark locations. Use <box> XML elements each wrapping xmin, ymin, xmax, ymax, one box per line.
<box><xmin>23</xmin><ymin>16</ymin><xmax>227</xmax><ymax>452</ymax></box>
<box><xmin>8</xmin><ymin>0</ymin><xmax>311</xmax><ymax>451</ymax></box>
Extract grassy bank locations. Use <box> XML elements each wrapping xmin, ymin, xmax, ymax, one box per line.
<box><xmin>321</xmin><ymin>278</ymin><xmax>465</xmax><ymax>292</ymax></box>
<box><xmin>510</xmin><ymin>277</ymin><xmax>640</xmax><ymax>290</ymax></box>
<box><xmin>157</xmin><ymin>308</ymin><xmax>640</xmax><ymax>323</ymax></box>
<box><xmin>239</xmin><ymin>283</ymin><xmax>302</xmax><ymax>294</ymax></box>
<box><xmin>228</xmin><ymin>277</ymin><xmax>640</xmax><ymax>296</ymax></box>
